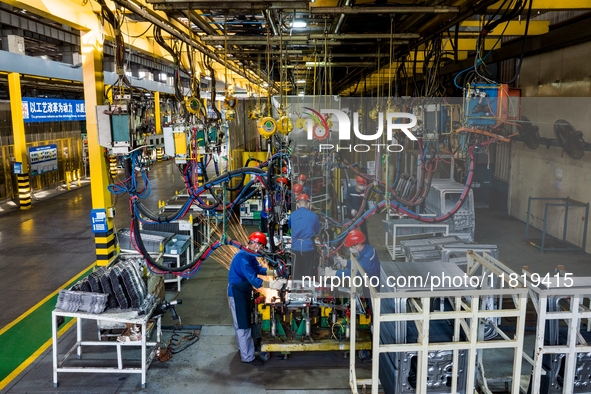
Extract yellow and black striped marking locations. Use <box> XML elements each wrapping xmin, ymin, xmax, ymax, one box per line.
<box><xmin>16</xmin><ymin>173</ymin><xmax>31</xmax><ymax>210</ymax></box>
<box><xmin>94</xmin><ymin>225</ymin><xmax>115</xmax><ymax>266</ymax></box>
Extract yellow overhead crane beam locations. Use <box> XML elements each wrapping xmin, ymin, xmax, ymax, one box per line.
<box><xmin>488</xmin><ymin>0</ymin><xmax>591</xmax><ymax>11</ymax></box>
<box><xmin>340</xmin><ymin>37</ymin><xmax>497</xmax><ymax>95</ymax></box>
<box><xmin>459</xmin><ymin>20</ymin><xmax>550</xmax><ymax>36</ymax></box>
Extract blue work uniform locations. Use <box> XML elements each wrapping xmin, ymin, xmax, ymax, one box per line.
<box><xmin>336</xmin><ymin>244</ymin><xmax>381</xmax><ymax>279</ymax></box>
<box><xmin>303</xmin><ymin>185</ymin><xmax>312</xmax><ymax>196</ymax></box>
<box><xmin>228</xmin><ymin>250</ymin><xmax>267</xmax><ymax>363</ymax></box>
<box><xmin>288</xmin><ymin>206</ymin><xmax>321</xmax><ymax>279</ymax></box>
<box><xmin>288</xmin><ymin>207</ymin><xmax>320</xmax><ymax>252</ymax></box>
<box><xmin>336</xmin><ymin>244</ymin><xmax>381</xmax><ymax>314</ymax></box>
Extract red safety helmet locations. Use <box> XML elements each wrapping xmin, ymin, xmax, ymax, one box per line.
<box><xmin>344</xmin><ymin>230</ymin><xmax>366</xmax><ymax>247</ymax></box>
<box><xmin>249</xmin><ymin>231</ymin><xmax>267</xmax><ymax>245</ymax></box>
<box><xmin>293</xmin><ymin>183</ymin><xmax>303</xmax><ymax>194</ymax></box>
<box><xmin>297</xmin><ymin>193</ymin><xmax>310</xmax><ymax>202</ymax></box>
<box><xmin>355</xmin><ymin>176</ymin><xmax>367</xmax><ymax>187</ymax></box>
<box><xmin>298</xmin><ymin>174</ymin><xmax>307</xmax><ymax>182</ymax></box>
<box><xmin>276</xmin><ymin>177</ymin><xmax>289</xmax><ymax>185</ymax></box>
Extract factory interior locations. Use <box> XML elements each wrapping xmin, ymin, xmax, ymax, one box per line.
<box><xmin>2</xmin><ymin>0</ymin><xmax>591</xmax><ymax>393</ymax></box>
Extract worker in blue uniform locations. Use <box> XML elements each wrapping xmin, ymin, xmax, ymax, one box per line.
<box><xmin>228</xmin><ymin>231</ymin><xmax>286</xmax><ymax>366</ymax></box>
<box><xmin>333</xmin><ymin>229</ymin><xmax>379</xmax><ymax>362</ymax></box>
<box><xmin>288</xmin><ymin>193</ymin><xmax>320</xmax><ymax>281</ymax></box>
<box><xmin>345</xmin><ymin>175</ymin><xmax>369</xmax><ymax>239</ymax></box>
<box><xmin>334</xmin><ymin>229</ymin><xmax>380</xmax><ymax>281</ymax></box>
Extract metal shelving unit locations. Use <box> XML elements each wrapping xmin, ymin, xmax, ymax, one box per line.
<box><xmin>349</xmin><ymin>252</ymin><xmax>529</xmax><ymax>394</ymax></box>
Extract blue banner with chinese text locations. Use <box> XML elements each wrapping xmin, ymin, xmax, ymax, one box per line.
<box><xmin>22</xmin><ymin>97</ymin><xmax>86</xmax><ymax>123</ymax></box>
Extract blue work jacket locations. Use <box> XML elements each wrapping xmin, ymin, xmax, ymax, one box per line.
<box><xmin>288</xmin><ymin>207</ymin><xmax>320</xmax><ymax>252</ymax></box>
<box><xmin>227</xmin><ymin>250</ymin><xmax>267</xmax><ymax>297</ymax></box>
<box><xmin>336</xmin><ymin>244</ymin><xmax>381</xmax><ymax>279</ymax></box>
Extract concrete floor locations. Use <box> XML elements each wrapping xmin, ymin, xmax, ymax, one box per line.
<box><xmin>0</xmin><ymin>160</ymin><xmax>589</xmax><ymax>393</ymax></box>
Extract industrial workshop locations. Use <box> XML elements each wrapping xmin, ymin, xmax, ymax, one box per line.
<box><xmin>2</xmin><ymin>0</ymin><xmax>591</xmax><ymax>393</ymax></box>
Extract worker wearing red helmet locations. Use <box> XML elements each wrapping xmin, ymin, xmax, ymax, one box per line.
<box><xmin>228</xmin><ymin>231</ymin><xmax>286</xmax><ymax>366</ymax></box>
<box><xmin>276</xmin><ymin>176</ymin><xmax>289</xmax><ymax>187</ymax></box>
<box><xmin>333</xmin><ymin>229</ymin><xmax>380</xmax><ymax>290</ymax></box>
<box><xmin>288</xmin><ymin>193</ymin><xmax>320</xmax><ymax>280</ymax></box>
<box><xmin>292</xmin><ymin>183</ymin><xmax>303</xmax><ymax>197</ymax></box>
<box><xmin>297</xmin><ymin>174</ymin><xmax>312</xmax><ymax>196</ymax></box>
<box><xmin>332</xmin><ymin>229</ymin><xmax>380</xmax><ymax>362</ymax></box>
<box><xmin>345</xmin><ymin>175</ymin><xmax>370</xmax><ymax>238</ymax></box>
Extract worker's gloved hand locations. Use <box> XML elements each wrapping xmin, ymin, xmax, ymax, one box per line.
<box><xmin>269</xmin><ymin>278</ymin><xmax>287</xmax><ymax>290</ymax></box>
<box><xmin>324</xmin><ymin>267</ymin><xmax>337</xmax><ymax>276</ymax></box>
<box><xmin>350</xmin><ymin>209</ymin><xmax>358</xmax><ymax>216</ymax></box>
<box><xmin>334</xmin><ymin>255</ymin><xmax>347</xmax><ymax>269</ymax></box>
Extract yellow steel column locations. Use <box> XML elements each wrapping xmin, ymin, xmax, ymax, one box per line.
<box><xmin>154</xmin><ymin>91</ymin><xmax>161</xmax><ymax>134</ymax></box>
<box><xmin>8</xmin><ymin>72</ymin><xmax>31</xmax><ymax>210</ymax></box>
<box><xmin>154</xmin><ymin>90</ymin><xmax>163</xmax><ymax>161</ymax></box>
<box><xmin>82</xmin><ymin>31</ymin><xmax>115</xmax><ymax>266</ymax></box>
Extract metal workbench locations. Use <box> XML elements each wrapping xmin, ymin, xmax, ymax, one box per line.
<box><xmin>52</xmin><ymin>302</ymin><xmax>161</xmax><ymax>389</ymax></box>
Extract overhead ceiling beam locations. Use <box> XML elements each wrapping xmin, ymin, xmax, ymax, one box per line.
<box><xmin>202</xmin><ymin>33</ymin><xmax>419</xmax><ymax>41</ymax></box>
<box><xmin>310</xmin><ymin>6</ymin><xmax>460</xmax><ymax>14</ymax></box>
<box><xmin>440</xmin><ymin>14</ymin><xmax>591</xmax><ymax>77</ymax></box>
<box><xmin>459</xmin><ymin>20</ymin><xmax>550</xmax><ymax>36</ymax></box>
<box><xmin>226</xmin><ymin>50</ymin><xmax>304</xmax><ymax>54</ymax></box>
<box><xmin>151</xmin><ymin>1</ymin><xmax>308</xmax><ymax>11</ymax></box>
<box><xmin>488</xmin><ymin>0</ymin><xmax>591</xmax><ymax>11</ymax></box>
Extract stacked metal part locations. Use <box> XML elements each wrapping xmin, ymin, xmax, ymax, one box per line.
<box><xmin>67</xmin><ymin>259</ymin><xmax>148</xmax><ymax>312</ymax></box>
<box><xmin>56</xmin><ymin>291</ymin><xmax>109</xmax><ymax>314</ymax></box>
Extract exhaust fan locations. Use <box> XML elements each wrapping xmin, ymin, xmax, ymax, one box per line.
<box><xmin>554</xmin><ymin>119</ymin><xmax>586</xmax><ymax>159</ymax></box>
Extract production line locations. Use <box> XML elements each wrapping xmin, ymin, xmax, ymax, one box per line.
<box><xmin>42</xmin><ymin>78</ymin><xmax>591</xmax><ymax>394</ymax></box>
<box><xmin>2</xmin><ymin>2</ymin><xmax>591</xmax><ymax>393</ymax></box>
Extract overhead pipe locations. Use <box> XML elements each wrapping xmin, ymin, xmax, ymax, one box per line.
<box><xmin>202</xmin><ymin>33</ymin><xmax>419</xmax><ymax>41</ymax></box>
<box><xmin>264</xmin><ymin>9</ymin><xmax>279</xmax><ymax>36</ymax></box>
<box><xmin>112</xmin><ymin>0</ymin><xmax>272</xmax><ymax>91</ymax></box>
<box><xmin>184</xmin><ymin>10</ymin><xmax>217</xmax><ymax>36</ymax></box>
<box><xmin>333</xmin><ymin>0</ymin><xmax>353</xmax><ymax>35</ymax></box>
<box><xmin>311</xmin><ymin>6</ymin><xmax>460</xmax><ymax>14</ymax></box>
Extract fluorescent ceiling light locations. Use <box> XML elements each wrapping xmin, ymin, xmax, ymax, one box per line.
<box><xmin>298</xmin><ymin>92</ymin><xmax>305</xmax><ymax>96</ymax></box>
<box><xmin>296</xmin><ymin>79</ymin><xmax>306</xmax><ymax>84</ymax></box>
<box><xmin>291</xmin><ymin>21</ymin><xmax>307</xmax><ymax>28</ymax></box>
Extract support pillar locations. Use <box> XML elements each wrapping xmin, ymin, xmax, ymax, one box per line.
<box><xmin>82</xmin><ymin>30</ymin><xmax>115</xmax><ymax>266</ymax></box>
<box><xmin>154</xmin><ymin>91</ymin><xmax>161</xmax><ymax>134</ymax></box>
<box><xmin>8</xmin><ymin>72</ymin><xmax>31</xmax><ymax>210</ymax></box>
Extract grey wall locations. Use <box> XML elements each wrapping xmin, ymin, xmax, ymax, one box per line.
<box><xmin>510</xmin><ymin>41</ymin><xmax>591</xmax><ymax>251</ymax></box>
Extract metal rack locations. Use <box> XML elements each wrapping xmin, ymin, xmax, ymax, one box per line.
<box><xmin>522</xmin><ymin>267</ymin><xmax>591</xmax><ymax>394</ymax></box>
<box><xmin>349</xmin><ymin>252</ymin><xmax>529</xmax><ymax>394</ymax></box>
<box><xmin>525</xmin><ymin>197</ymin><xmax>589</xmax><ymax>253</ymax></box>
<box><xmin>382</xmin><ymin>219</ymin><xmax>449</xmax><ymax>260</ymax></box>
<box><xmin>52</xmin><ymin>303</ymin><xmax>161</xmax><ymax>389</ymax></box>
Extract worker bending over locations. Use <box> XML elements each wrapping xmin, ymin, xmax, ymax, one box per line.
<box><xmin>228</xmin><ymin>232</ymin><xmax>286</xmax><ymax>366</ymax></box>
